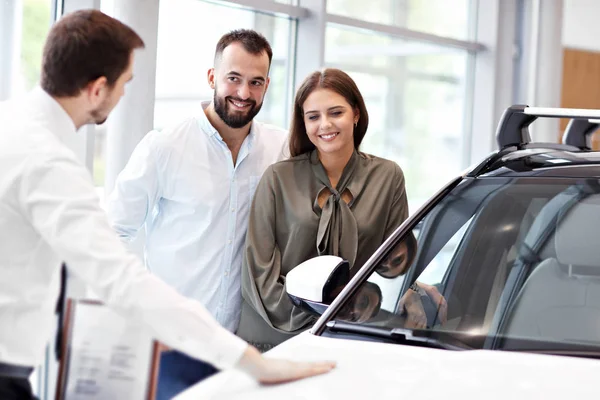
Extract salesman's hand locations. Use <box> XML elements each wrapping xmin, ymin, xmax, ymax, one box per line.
<box><xmin>236</xmin><ymin>346</ymin><xmax>335</xmax><ymax>384</ymax></box>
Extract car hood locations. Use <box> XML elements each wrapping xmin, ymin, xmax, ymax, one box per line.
<box><xmin>175</xmin><ymin>331</ymin><xmax>599</xmax><ymax>400</ymax></box>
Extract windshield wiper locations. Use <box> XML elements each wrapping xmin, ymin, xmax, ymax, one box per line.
<box><xmin>495</xmin><ymin>336</ymin><xmax>600</xmax><ymax>359</ymax></box>
<box><xmin>325</xmin><ymin>320</ymin><xmax>468</xmax><ymax>350</ymax></box>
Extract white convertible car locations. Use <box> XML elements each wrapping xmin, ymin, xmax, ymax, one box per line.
<box><xmin>177</xmin><ymin>107</ymin><xmax>600</xmax><ymax>399</ymax></box>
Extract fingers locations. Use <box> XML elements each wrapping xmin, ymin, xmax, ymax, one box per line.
<box><xmin>291</xmin><ymin>361</ymin><xmax>337</xmax><ymax>381</ymax></box>
<box><xmin>258</xmin><ymin>360</ymin><xmax>336</xmax><ymax>384</ymax></box>
<box><xmin>413</xmin><ymin>316</ymin><xmax>427</xmax><ymax>329</ymax></box>
<box><xmin>420</xmin><ymin>284</ymin><xmax>449</xmax><ymax>325</ymax></box>
<box><xmin>433</xmin><ymin>294</ymin><xmax>448</xmax><ymax>324</ymax></box>
<box><xmin>438</xmin><ymin>299</ymin><xmax>448</xmax><ymax>324</ymax></box>
<box><xmin>405</xmin><ymin>308</ymin><xmax>427</xmax><ymax>329</ymax></box>
<box><xmin>403</xmin><ymin>290</ymin><xmax>427</xmax><ymax>329</ymax></box>
<box><xmin>405</xmin><ymin>318</ymin><xmax>426</xmax><ymax>329</ymax></box>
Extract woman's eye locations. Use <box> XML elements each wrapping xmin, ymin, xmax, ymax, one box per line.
<box><xmin>391</xmin><ymin>255</ymin><xmax>405</xmax><ymax>267</ymax></box>
<box><xmin>307</xmin><ymin>115</ymin><xmax>318</xmax><ymax>121</ymax></box>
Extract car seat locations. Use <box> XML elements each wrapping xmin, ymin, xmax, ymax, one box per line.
<box><xmin>502</xmin><ymin>195</ymin><xmax>600</xmax><ymax>343</ymax></box>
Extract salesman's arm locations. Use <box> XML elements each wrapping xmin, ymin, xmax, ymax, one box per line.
<box><xmin>105</xmin><ymin>130</ymin><xmax>161</xmax><ymax>242</ymax></box>
<box><xmin>20</xmin><ymin>145</ymin><xmax>333</xmax><ymax>382</ymax></box>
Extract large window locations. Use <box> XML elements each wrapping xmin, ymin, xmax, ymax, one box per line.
<box><xmin>154</xmin><ymin>0</ymin><xmax>295</xmax><ymax>129</ymax></box>
<box><xmin>325</xmin><ymin>24</ymin><xmax>472</xmax><ymax>205</ymax></box>
<box><xmin>327</xmin><ymin>0</ymin><xmax>474</xmax><ymax>40</ymax></box>
<box><xmin>0</xmin><ymin>0</ymin><xmax>52</xmax><ymax>100</ymax></box>
<box><xmin>93</xmin><ymin>0</ymin><xmax>296</xmax><ymax>186</ymax></box>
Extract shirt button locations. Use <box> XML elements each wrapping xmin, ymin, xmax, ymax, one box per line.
<box><xmin>224</xmin><ymin>272</ymin><xmax>229</xmax><ymax>276</ymax></box>
<box><xmin>231</xmin><ymin>208</ymin><xmax>235</xmax><ymax>212</ymax></box>
<box><xmin>227</xmin><ymin>240</ymin><xmax>232</xmax><ymax>244</ymax></box>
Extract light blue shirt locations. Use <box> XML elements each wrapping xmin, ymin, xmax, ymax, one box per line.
<box><xmin>105</xmin><ymin>102</ymin><xmax>287</xmax><ymax>332</ymax></box>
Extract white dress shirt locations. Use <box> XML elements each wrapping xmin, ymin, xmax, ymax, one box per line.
<box><xmin>0</xmin><ymin>88</ymin><xmax>247</xmax><ymax>369</ymax></box>
<box><xmin>105</xmin><ymin>102</ymin><xmax>288</xmax><ymax>333</ymax></box>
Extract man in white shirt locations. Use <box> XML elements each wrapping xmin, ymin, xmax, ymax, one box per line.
<box><xmin>0</xmin><ymin>10</ymin><xmax>332</xmax><ymax>400</ymax></box>
<box><xmin>105</xmin><ymin>30</ymin><xmax>288</xmax><ymax>399</ymax></box>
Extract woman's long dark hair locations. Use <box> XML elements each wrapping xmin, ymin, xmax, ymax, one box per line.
<box><xmin>289</xmin><ymin>68</ymin><xmax>369</xmax><ymax>157</ymax></box>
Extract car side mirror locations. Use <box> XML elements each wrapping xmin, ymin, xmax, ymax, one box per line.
<box><xmin>286</xmin><ymin>255</ymin><xmax>350</xmax><ymax>316</ymax></box>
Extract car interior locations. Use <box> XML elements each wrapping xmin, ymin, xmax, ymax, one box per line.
<box><xmin>339</xmin><ymin>177</ymin><xmax>600</xmax><ymax>352</ymax></box>
<box><xmin>502</xmin><ymin>193</ymin><xmax>600</xmax><ymax>344</ymax></box>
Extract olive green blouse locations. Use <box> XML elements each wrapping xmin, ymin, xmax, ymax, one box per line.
<box><xmin>241</xmin><ymin>150</ymin><xmax>408</xmax><ymax>342</ymax></box>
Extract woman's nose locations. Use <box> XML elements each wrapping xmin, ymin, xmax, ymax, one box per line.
<box><xmin>320</xmin><ymin>118</ymin><xmax>332</xmax><ymax>130</ymax></box>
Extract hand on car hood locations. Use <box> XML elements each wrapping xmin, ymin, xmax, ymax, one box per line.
<box><xmin>176</xmin><ymin>331</ymin><xmax>599</xmax><ymax>400</ymax></box>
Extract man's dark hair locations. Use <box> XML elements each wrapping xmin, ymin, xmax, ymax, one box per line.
<box><xmin>214</xmin><ymin>29</ymin><xmax>273</xmax><ymax>66</ymax></box>
<box><xmin>41</xmin><ymin>9</ymin><xmax>145</xmax><ymax>97</ymax></box>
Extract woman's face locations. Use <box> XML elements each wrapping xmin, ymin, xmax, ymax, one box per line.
<box><xmin>338</xmin><ymin>282</ymin><xmax>381</xmax><ymax>323</ymax></box>
<box><xmin>377</xmin><ymin>240</ymin><xmax>411</xmax><ymax>278</ymax></box>
<box><xmin>302</xmin><ymin>88</ymin><xmax>357</xmax><ymax>157</ymax></box>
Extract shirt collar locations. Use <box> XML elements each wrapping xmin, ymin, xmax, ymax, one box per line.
<box><xmin>28</xmin><ymin>86</ymin><xmax>77</xmax><ymax>142</ymax></box>
<box><xmin>246</xmin><ymin>119</ymin><xmax>257</xmax><ymax>149</ymax></box>
<box><xmin>344</xmin><ymin>152</ymin><xmax>367</xmax><ymax>198</ymax></box>
<box><xmin>197</xmin><ymin>100</ymin><xmax>257</xmax><ymax>148</ymax></box>
<box><xmin>310</xmin><ymin>149</ymin><xmax>361</xmax><ymax>195</ymax></box>
<box><xmin>198</xmin><ymin>101</ymin><xmax>220</xmax><ymax>137</ymax></box>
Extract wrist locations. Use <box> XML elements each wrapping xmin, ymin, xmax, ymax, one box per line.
<box><xmin>409</xmin><ymin>282</ymin><xmax>426</xmax><ymax>296</ymax></box>
<box><xmin>235</xmin><ymin>345</ymin><xmax>263</xmax><ymax>380</ymax></box>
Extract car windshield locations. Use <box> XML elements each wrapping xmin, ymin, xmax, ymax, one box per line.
<box><xmin>326</xmin><ymin>176</ymin><xmax>600</xmax><ymax>354</ymax></box>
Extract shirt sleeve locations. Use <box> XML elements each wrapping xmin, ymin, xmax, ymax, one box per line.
<box><xmin>105</xmin><ymin>131</ymin><xmax>161</xmax><ymax>243</ymax></box>
<box><xmin>384</xmin><ymin>163</ymin><xmax>409</xmax><ymax>238</ymax></box>
<box><xmin>20</xmin><ymin>149</ymin><xmax>247</xmax><ymax>370</ymax></box>
<box><xmin>242</xmin><ymin>167</ymin><xmax>315</xmax><ymax>332</ymax></box>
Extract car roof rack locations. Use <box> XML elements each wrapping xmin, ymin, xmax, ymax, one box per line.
<box><xmin>496</xmin><ymin>105</ymin><xmax>600</xmax><ymax>150</ymax></box>
<box><xmin>562</xmin><ymin>118</ymin><xmax>600</xmax><ymax>150</ymax></box>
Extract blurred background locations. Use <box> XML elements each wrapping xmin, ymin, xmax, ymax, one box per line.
<box><xmin>1</xmin><ymin>0</ymin><xmax>598</xmax><ymax>397</ymax></box>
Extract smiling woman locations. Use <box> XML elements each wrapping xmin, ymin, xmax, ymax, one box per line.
<box><xmin>302</xmin><ymin>89</ymin><xmax>359</xmax><ymax>165</ymax></box>
<box><xmin>238</xmin><ymin>68</ymin><xmax>410</xmax><ymax>349</ymax></box>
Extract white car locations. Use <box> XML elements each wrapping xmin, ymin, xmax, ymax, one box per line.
<box><xmin>177</xmin><ymin>106</ymin><xmax>600</xmax><ymax>399</ymax></box>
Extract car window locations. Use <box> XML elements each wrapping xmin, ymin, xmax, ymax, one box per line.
<box><xmin>416</xmin><ymin>217</ymin><xmax>472</xmax><ymax>286</ymax></box>
<box><xmin>367</xmin><ymin>222</ymin><xmax>421</xmax><ymax>313</ymax></box>
<box><xmin>330</xmin><ymin>177</ymin><xmax>600</xmax><ymax>352</ymax></box>
<box><xmin>367</xmin><ymin>217</ymin><xmax>472</xmax><ymax>314</ymax></box>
